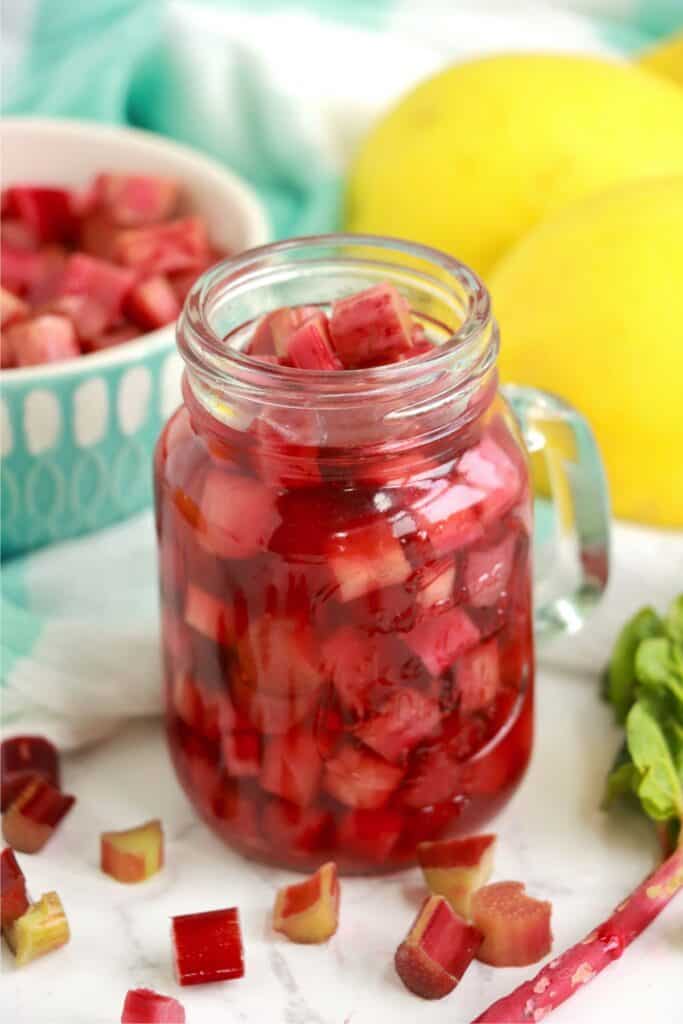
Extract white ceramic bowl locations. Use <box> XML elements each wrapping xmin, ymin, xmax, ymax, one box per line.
<box><xmin>1</xmin><ymin>117</ymin><xmax>270</xmax><ymax>557</ymax></box>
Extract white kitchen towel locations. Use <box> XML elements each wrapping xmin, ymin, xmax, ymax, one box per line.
<box><xmin>2</xmin><ymin>0</ymin><xmax>682</xmax><ymax>748</ymax></box>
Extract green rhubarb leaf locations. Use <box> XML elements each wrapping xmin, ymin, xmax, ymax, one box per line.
<box><xmin>602</xmin><ymin>744</ymin><xmax>638</xmax><ymax>809</ymax></box>
<box><xmin>606</xmin><ymin>607</ymin><xmax>663</xmax><ymax>723</ymax></box>
<box><xmin>665</xmin><ymin>595</ymin><xmax>683</xmax><ymax>646</ymax></box>
<box><xmin>635</xmin><ymin>637</ymin><xmax>683</xmax><ymax>707</ymax></box>
<box><xmin>626</xmin><ymin>703</ymin><xmax>683</xmax><ymax>822</ymax></box>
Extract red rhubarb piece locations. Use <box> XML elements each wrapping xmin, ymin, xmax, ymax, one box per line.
<box><xmin>121</xmin><ymin>988</ymin><xmax>185</xmax><ymax>1023</ymax></box>
<box><xmin>1</xmin><ymin>735</ymin><xmax>60</xmax><ymax>811</ymax></box>
<box><xmin>172</xmin><ymin>906</ymin><xmax>244</xmax><ymax>986</ymax></box>
<box><xmin>230</xmin><ymin>672</ymin><xmax>319</xmax><ymax>735</ymax></box>
<box><xmin>1</xmin><ymin>242</ymin><xmax>45</xmax><ymax>295</ymax></box>
<box><xmin>328</xmin><ymin>518</ymin><xmax>411</xmax><ymax>603</ymax></box>
<box><xmin>337</xmin><ymin>807</ymin><xmax>404</xmax><ymax>862</ymax></box>
<box><xmin>0</xmin><ymin>286</ymin><xmax>29</xmax><ymax>332</ymax></box>
<box><xmin>456</xmin><ymin>639</ymin><xmax>501</xmax><ymax>713</ymax></box>
<box><xmin>323</xmin><ymin>742</ymin><xmax>404</xmax><ymax>809</ymax></box>
<box><xmin>411</xmin><ymin>478</ymin><xmax>485</xmax><ymax>557</ymax></box>
<box><xmin>329</xmin><ymin>282</ymin><xmax>414</xmax><ymax>367</ymax></box>
<box><xmin>237</xmin><ymin>614</ymin><xmax>323</xmax><ymax>699</ymax></box>
<box><xmin>100</xmin><ymin>819</ymin><xmax>164</xmax><ymax>884</ymax></box>
<box><xmin>1</xmin><ymin>218</ymin><xmax>38</xmax><ymax>250</ymax></box>
<box><xmin>471</xmin><ymin>881</ymin><xmax>552</xmax><ymax>966</ymax></box>
<box><xmin>260</xmin><ymin>725</ymin><xmax>323</xmax><ymax>807</ymax></box>
<box><xmin>415</xmin><ymin>557</ymin><xmax>457</xmax><ymax>612</ymax></box>
<box><xmin>85</xmin><ymin>322</ymin><xmax>142</xmax><ymax>351</ymax></box>
<box><xmin>114</xmin><ymin>216</ymin><xmax>209</xmax><ymax>276</ymax></box>
<box><xmin>93</xmin><ymin>173</ymin><xmax>180</xmax><ymax>227</ymax></box>
<box><xmin>286</xmin><ymin>312</ymin><xmax>342</xmax><ymax>370</ymax></box>
<box><xmin>395</xmin><ymin>894</ymin><xmax>483</xmax><ymax>999</ymax></box>
<box><xmin>184</xmin><ymin>583</ymin><xmax>235</xmax><ymax>645</ymax></box>
<box><xmin>248</xmin><ymin>305</ymin><xmax>318</xmax><ymax>358</ymax></box>
<box><xmin>1</xmin><ymin>847</ymin><xmax>30</xmax><ymax>927</ymax></box>
<box><xmin>353</xmin><ymin>688</ymin><xmax>441</xmax><ymax>763</ymax></box>
<box><xmin>2</xmin><ymin>777</ymin><xmax>75</xmax><ymax>853</ymax></box>
<box><xmin>250</xmin><ymin>415</ymin><xmax>322</xmax><ymax>488</ymax></box>
<box><xmin>404</xmin><ymin>607</ymin><xmax>480</xmax><ymax>676</ymax></box>
<box><xmin>465</xmin><ymin>533</ymin><xmax>517</xmax><ymax>607</ymax></box>
<box><xmin>6</xmin><ymin>314</ymin><xmax>79</xmax><ymax>367</ymax></box>
<box><xmin>261</xmin><ymin>798</ymin><xmax>330</xmax><ymax>858</ymax></box>
<box><xmin>4</xmin><ymin>187</ymin><xmax>76</xmax><ymax>244</ymax></box>
<box><xmin>79</xmin><ymin>209</ymin><xmax>119</xmax><ymax>261</ymax></box>
<box><xmin>198</xmin><ymin>469</ymin><xmax>281</xmax><ymax>559</ymax></box>
<box><xmin>459</xmin><ymin>434</ymin><xmax>521</xmax><ymax>525</ymax></box>
<box><xmin>58</xmin><ymin>252</ymin><xmax>135</xmax><ymax>327</ymax></box>
<box><xmin>221</xmin><ymin>729</ymin><xmax>261</xmax><ymax>778</ymax></box>
<box><xmin>417</xmin><ymin>834</ymin><xmax>496</xmax><ymax>918</ymax></box>
<box><xmin>273</xmin><ymin>861</ymin><xmax>340</xmax><ymax>943</ymax></box>
<box><xmin>126</xmin><ymin>274</ymin><xmax>181</xmax><ymax>330</ymax></box>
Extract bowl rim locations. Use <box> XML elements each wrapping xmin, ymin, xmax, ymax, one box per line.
<box><xmin>1</xmin><ymin>116</ymin><xmax>271</xmax><ymax>384</ymax></box>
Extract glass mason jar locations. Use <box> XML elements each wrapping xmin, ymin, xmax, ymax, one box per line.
<box><xmin>155</xmin><ymin>235</ymin><xmax>610</xmax><ymax>874</ymax></box>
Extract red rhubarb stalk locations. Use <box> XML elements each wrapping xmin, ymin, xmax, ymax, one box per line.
<box><xmin>471</xmin><ymin>843</ymin><xmax>683</xmax><ymax>1023</ymax></box>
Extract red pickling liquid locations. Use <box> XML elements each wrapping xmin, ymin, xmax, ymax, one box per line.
<box><xmin>156</xmin><ymin>295</ymin><xmax>534</xmax><ymax>874</ymax></box>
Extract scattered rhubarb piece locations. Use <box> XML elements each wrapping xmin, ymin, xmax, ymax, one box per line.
<box><xmin>395</xmin><ymin>894</ymin><xmax>482</xmax><ymax>999</ymax></box>
<box><xmin>286</xmin><ymin>312</ymin><xmax>342</xmax><ymax>370</ymax></box>
<box><xmin>323</xmin><ymin>742</ymin><xmax>404</xmax><ymax>809</ymax></box>
<box><xmin>2</xmin><ymin>777</ymin><xmax>75</xmax><ymax>853</ymax></box>
<box><xmin>1</xmin><ymin>734</ymin><xmax>60</xmax><ymax>812</ymax></box>
<box><xmin>417</xmin><ymin>834</ymin><xmax>496</xmax><ymax>918</ymax></box>
<box><xmin>172</xmin><ymin>906</ymin><xmax>244</xmax><ymax>986</ymax></box>
<box><xmin>471</xmin><ymin>881</ymin><xmax>552</xmax><ymax>966</ymax></box>
<box><xmin>273</xmin><ymin>861</ymin><xmax>339</xmax><ymax>943</ymax></box>
<box><xmin>120</xmin><ymin>988</ymin><xmax>186</xmax><ymax>1023</ymax></box>
<box><xmin>100</xmin><ymin>819</ymin><xmax>164</xmax><ymax>884</ymax></box>
<box><xmin>471</xmin><ymin>845</ymin><xmax>683</xmax><ymax>1022</ymax></box>
<box><xmin>5</xmin><ymin>891</ymin><xmax>70</xmax><ymax>965</ymax></box>
<box><xmin>329</xmin><ymin>282</ymin><xmax>414</xmax><ymax>367</ymax></box>
<box><xmin>1</xmin><ymin>847</ymin><xmax>30</xmax><ymax>927</ymax></box>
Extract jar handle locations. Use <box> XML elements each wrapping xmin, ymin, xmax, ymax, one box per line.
<box><xmin>501</xmin><ymin>384</ymin><xmax>611</xmax><ymax>640</ymax></box>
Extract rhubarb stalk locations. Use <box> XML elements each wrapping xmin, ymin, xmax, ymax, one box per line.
<box><xmin>472</xmin><ymin>842</ymin><xmax>683</xmax><ymax>1023</ymax></box>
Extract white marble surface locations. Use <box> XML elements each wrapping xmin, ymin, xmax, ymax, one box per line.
<box><xmin>3</xmin><ymin>663</ymin><xmax>681</xmax><ymax>1024</ymax></box>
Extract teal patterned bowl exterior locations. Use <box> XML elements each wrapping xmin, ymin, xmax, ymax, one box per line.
<box><xmin>1</xmin><ymin>116</ymin><xmax>270</xmax><ymax>559</ymax></box>
<box><xmin>1</xmin><ymin>335</ymin><xmax>182</xmax><ymax>558</ymax></box>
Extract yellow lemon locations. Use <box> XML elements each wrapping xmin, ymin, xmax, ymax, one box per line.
<box><xmin>490</xmin><ymin>177</ymin><xmax>683</xmax><ymax>528</ymax></box>
<box><xmin>639</xmin><ymin>30</ymin><xmax>683</xmax><ymax>88</ymax></box>
<box><xmin>346</xmin><ymin>54</ymin><xmax>683</xmax><ymax>277</ymax></box>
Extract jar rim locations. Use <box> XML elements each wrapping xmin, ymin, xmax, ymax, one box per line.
<box><xmin>179</xmin><ymin>233</ymin><xmax>497</xmax><ymax>403</ymax></box>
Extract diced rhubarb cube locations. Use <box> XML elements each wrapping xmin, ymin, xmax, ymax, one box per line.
<box><xmin>329</xmin><ymin>282</ymin><xmax>414</xmax><ymax>368</ymax></box>
<box><xmin>417</xmin><ymin>834</ymin><xmax>497</xmax><ymax>918</ymax></box>
<box><xmin>456</xmin><ymin>639</ymin><xmax>501</xmax><ymax>712</ymax></box>
<box><xmin>5</xmin><ymin>891</ymin><xmax>70</xmax><ymax>966</ymax></box>
<box><xmin>6</xmin><ymin>314</ymin><xmax>79</xmax><ymax>367</ymax></box>
<box><xmin>465</xmin><ymin>533</ymin><xmax>517</xmax><ymax>607</ymax></box>
<box><xmin>41</xmin><ymin>293</ymin><xmax>111</xmax><ymax>341</ymax></box>
<box><xmin>394</xmin><ymin>894</ymin><xmax>482</xmax><ymax>999</ymax></box>
<box><xmin>100</xmin><ymin>819</ymin><xmax>164</xmax><ymax>884</ymax></box>
<box><xmin>273</xmin><ymin>861</ymin><xmax>339</xmax><ymax>943</ymax></box>
<box><xmin>79</xmin><ymin>210</ymin><xmax>119</xmax><ymax>260</ymax></box>
<box><xmin>121</xmin><ymin>988</ymin><xmax>186</xmax><ymax>1024</ymax></box>
<box><xmin>2</xmin><ymin>777</ymin><xmax>75</xmax><ymax>853</ymax></box>
<box><xmin>237</xmin><ymin>614</ymin><xmax>322</xmax><ymax>699</ymax></box>
<box><xmin>58</xmin><ymin>253</ymin><xmax>135</xmax><ymax>328</ymax></box>
<box><xmin>1</xmin><ymin>241</ymin><xmax>43</xmax><ymax>295</ymax></box>
<box><xmin>415</xmin><ymin>557</ymin><xmax>457</xmax><ymax>612</ymax></box>
<box><xmin>0</xmin><ymin>289</ymin><xmax>28</xmax><ymax>357</ymax></box>
<box><xmin>1</xmin><ymin>218</ymin><xmax>38</xmax><ymax>250</ymax></box>
<box><xmin>353</xmin><ymin>688</ymin><xmax>441</xmax><ymax>763</ymax></box>
<box><xmin>323</xmin><ymin>742</ymin><xmax>404</xmax><ymax>809</ymax></box>
<box><xmin>337</xmin><ymin>807</ymin><xmax>404</xmax><ymax>863</ymax></box>
<box><xmin>172</xmin><ymin>906</ymin><xmax>244</xmax><ymax>986</ymax></box>
<box><xmin>4</xmin><ymin>187</ymin><xmax>76</xmax><ymax>244</ymax></box>
<box><xmin>93</xmin><ymin>173</ymin><xmax>180</xmax><ymax>227</ymax></box>
<box><xmin>458</xmin><ymin>435</ymin><xmax>521</xmax><ymax>525</ymax></box>
<box><xmin>261</xmin><ymin>798</ymin><xmax>330</xmax><ymax>858</ymax></box>
<box><xmin>260</xmin><ymin>726</ymin><xmax>323</xmax><ymax>807</ymax></box>
<box><xmin>1</xmin><ymin>735</ymin><xmax>60</xmax><ymax>812</ymax></box>
<box><xmin>411</xmin><ymin>478</ymin><xmax>485</xmax><ymax>557</ymax></box>
<box><xmin>286</xmin><ymin>312</ymin><xmax>342</xmax><ymax>370</ymax></box>
<box><xmin>184</xmin><ymin>583</ymin><xmax>235</xmax><ymax>645</ymax></box>
<box><xmin>222</xmin><ymin>729</ymin><xmax>261</xmax><ymax>778</ymax></box>
<box><xmin>470</xmin><ymin>881</ymin><xmax>553</xmax><ymax>966</ymax></box>
<box><xmin>199</xmin><ymin>469</ymin><xmax>281</xmax><ymax>559</ymax></box>
<box><xmin>126</xmin><ymin>274</ymin><xmax>181</xmax><ymax>330</ymax></box>
<box><xmin>230</xmin><ymin>673</ymin><xmax>319</xmax><ymax>735</ymax></box>
<box><xmin>248</xmin><ymin>305</ymin><xmax>318</xmax><ymax>358</ymax></box>
<box><xmin>404</xmin><ymin>607</ymin><xmax>480</xmax><ymax>676</ymax></box>
<box><xmin>328</xmin><ymin>519</ymin><xmax>411</xmax><ymax>603</ymax></box>
<box><xmin>321</xmin><ymin>626</ymin><xmax>396</xmax><ymax>716</ymax></box>
<box><xmin>1</xmin><ymin>847</ymin><xmax>30</xmax><ymax>927</ymax></box>
<box><xmin>250</xmin><ymin>416</ymin><xmax>322</xmax><ymax>489</ymax></box>
<box><xmin>114</xmin><ymin>216</ymin><xmax>209</xmax><ymax>276</ymax></box>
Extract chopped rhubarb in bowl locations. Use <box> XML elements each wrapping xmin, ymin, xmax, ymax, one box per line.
<box><xmin>158</xmin><ymin>236</ymin><xmax>538</xmax><ymax>873</ymax></box>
